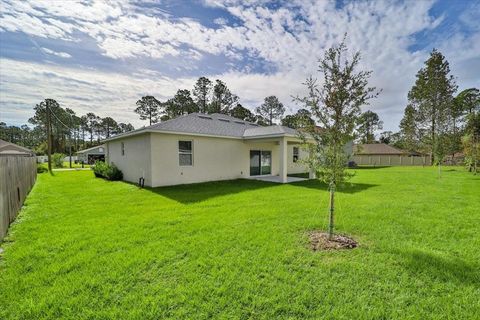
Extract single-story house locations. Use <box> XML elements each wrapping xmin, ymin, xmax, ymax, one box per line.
<box><xmin>0</xmin><ymin>139</ymin><xmax>35</xmax><ymax>156</ymax></box>
<box><xmin>353</xmin><ymin>143</ymin><xmax>429</xmax><ymax>166</ymax></box>
<box><xmin>76</xmin><ymin>144</ymin><xmax>106</xmax><ymax>164</ymax></box>
<box><xmin>104</xmin><ymin>113</ymin><xmax>327</xmax><ymax>187</ymax></box>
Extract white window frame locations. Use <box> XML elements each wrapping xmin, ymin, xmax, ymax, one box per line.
<box><xmin>293</xmin><ymin>146</ymin><xmax>299</xmax><ymax>163</ymax></box>
<box><xmin>178</xmin><ymin>140</ymin><xmax>193</xmax><ymax>166</ymax></box>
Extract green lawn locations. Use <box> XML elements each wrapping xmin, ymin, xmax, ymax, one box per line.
<box><xmin>1</xmin><ymin>167</ymin><xmax>479</xmax><ymax>319</ymax></box>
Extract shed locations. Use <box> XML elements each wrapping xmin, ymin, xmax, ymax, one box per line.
<box><xmin>76</xmin><ymin>144</ymin><xmax>106</xmax><ymax>164</ymax></box>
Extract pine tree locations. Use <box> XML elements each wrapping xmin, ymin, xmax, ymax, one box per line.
<box><xmin>407</xmin><ymin>49</ymin><xmax>457</xmax><ymax>166</ymax></box>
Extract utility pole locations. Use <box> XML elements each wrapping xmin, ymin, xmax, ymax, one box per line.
<box><xmin>46</xmin><ymin>103</ymin><xmax>52</xmax><ymax>173</ymax></box>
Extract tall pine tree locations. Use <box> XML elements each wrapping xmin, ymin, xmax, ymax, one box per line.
<box><xmin>407</xmin><ymin>49</ymin><xmax>457</xmax><ymax>166</ymax></box>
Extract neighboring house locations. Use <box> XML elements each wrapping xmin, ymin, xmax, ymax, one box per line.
<box><xmin>353</xmin><ymin>143</ymin><xmax>429</xmax><ymax>166</ymax></box>
<box><xmin>0</xmin><ymin>139</ymin><xmax>35</xmax><ymax>156</ymax></box>
<box><xmin>104</xmin><ymin>113</ymin><xmax>314</xmax><ymax>187</ymax></box>
<box><xmin>76</xmin><ymin>144</ymin><xmax>106</xmax><ymax>164</ymax></box>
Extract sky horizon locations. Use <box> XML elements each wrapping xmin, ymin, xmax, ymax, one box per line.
<box><xmin>0</xmin><ymin>0</ymin><xmax>479</xmax><ymax>132</ymax></box>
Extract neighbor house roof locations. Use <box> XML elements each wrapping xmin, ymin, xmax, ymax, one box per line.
<box><xmin>0</xmin><ymin>139</ymin><xmax>35</xmax><ymax>156</ymax></box>
<box><xmin>104</xmin><ymin>113</ymin><xmax>301</xmax><ymax>142</ymax></box>
<box><xmin>76</xmin><ymin>144</ymin><xmax>106</xmax><ymax>154</ymax></box>
<box><xmin>354</xmin><ymin>143</ymin><xmax>407</xmax><ymax>155</ymax></box>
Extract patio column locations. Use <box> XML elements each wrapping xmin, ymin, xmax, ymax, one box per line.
<box><xmin>279</xmin><ymin>137</ymin><xmax>288</xmax><ymax>183</ymax></box>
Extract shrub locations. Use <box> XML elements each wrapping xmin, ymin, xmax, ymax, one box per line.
<box><xmin>37</xmin><ymin>165</ymin><xmax>48</xmax><ymax>173</ymax></box>
<box><xmin>52</xmin><ymin>153</ymin><xmax>65</xmax><ymax>168</ymax></box>
<box><xmin>93</xmin><ymin>161</ymin><xmax>123</xmax><ymax>181</ymax></box>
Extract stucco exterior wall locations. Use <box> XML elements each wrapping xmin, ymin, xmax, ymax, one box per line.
<box><xmin>287</xmin><ymin>144</ymin><xmax>309</xmax><ymax>174</ymax></box>
<box><xmin>150</xmin><ymin>133</ymin><xmax>295</xmax><ymax>187</ymax></box>
<box><xmin>107</xmin><ymin>133</ymin><xmax>311</xmax><ymax>187</ymax></box>
<box><xmin>106</xmin><ymin>133</ymin><xmax>152</xmax><ymax>185</ymax></box>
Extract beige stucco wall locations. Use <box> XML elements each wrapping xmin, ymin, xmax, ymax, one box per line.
<box><xmin>150</xmin><ymin>133</ymin><xmax>308</xmax><ymax>187</ymax></box>
<box><xmin>106</xmin><ymin>133</ymin><xmax>152</xmax><ymax>185</ymax></box>
<box><xmin>287</xmin><ymin>143</ymin><xmax>309</xmax><ymax>174</ymax></box>
<box><xmin>107</xmin><ymin>132</ymin><xmax>310</xmax><ymax>187</ymax></box>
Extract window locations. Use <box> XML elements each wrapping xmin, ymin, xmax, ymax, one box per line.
<box><xmin>293</xmin><ymin>146</ymin><xmax>299</xmax><ymax>163</ymax></box>
<box><xmin>121</xmin><ymin>142</ymin><xmax>125</xmax><ymax>156</ymax></box>
<box><xmin>179</xmin><ymin>140</ymin><xmax>193</xmax><ymax>166</ymax></box>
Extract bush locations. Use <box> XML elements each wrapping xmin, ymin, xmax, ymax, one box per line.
<box><xmin>37</xmin><ymin>165</ymin><xmax>48</xmax><ymax>173</ymax></box>
<box><xmin>93</xmin><ymin>161</ymin><xmax>123</xmax><ymax>181</ymax></box>
<box><xmin>52</xmin><ymin>153</ymin><xmax>65</xmax><ymax>168</ymax></box>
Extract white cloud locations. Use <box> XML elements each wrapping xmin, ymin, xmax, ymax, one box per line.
<box><xmin>213</xmin><ymin>17</ymin><xmax>228</xmax><ymax>25</ymax></box>
<box><xmin>0</xmin><ymin>0</ymin><xmax>479</xmax><ymax>132</ymax></box>
<box><xmin>0</xmin><ymin>58</ymin><xmax>193</xmax><ymax>127</ymax></box>
<box><xmin>41</xmin><ymin>47</ymin><xmax>72</xmax><ymax>58</ymax></box>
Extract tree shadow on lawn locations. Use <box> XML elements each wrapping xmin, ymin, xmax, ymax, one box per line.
<box><xmin>144</xmin><ymin>179</ymin><xmax>281</xmax><ymax>204</ymax></box>
<box><xmin>143</xmin><ymin>178</ymin><xmax>378</xmax><ymax>204</ymax></box>
<box><xmin>396</xmin><ymin>249</ymin><xmax>479</xmax><ymax>285</ymax></box>
<box><xmin>290</xmin><ymin>179</ymin><xmax>378</xmax><ymax>194</ymax></box>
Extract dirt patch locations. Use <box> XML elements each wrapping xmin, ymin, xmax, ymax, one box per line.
<box><xmin>309</xmin><ymin>231</ymin><xmax>358</xmax><ymax>251</ymax></box>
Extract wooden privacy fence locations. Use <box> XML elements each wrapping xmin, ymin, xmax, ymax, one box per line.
<box><xmin>0</xmin><ymin>155</ymin><xmax>37</xmax><ymax>240</ymax></box>
<box><xmin>353</xmin><ymin>155</ymin><xmax>431</xmax><ymax>166</ymax></box>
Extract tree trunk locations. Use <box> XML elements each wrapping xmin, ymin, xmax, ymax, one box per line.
<box><xmin>46</xmin><ymin>106</ymin><xmax>52</xmax><ymax>173</ymax></box>
<box><xmin>328</xmin><ymin>183</ymin><xmax>335</xmax><ymax>240</ymax></box>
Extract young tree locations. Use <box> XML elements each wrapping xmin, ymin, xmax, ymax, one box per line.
<box><xmin>407</xmin><ymin>49</ymin><xmax>457</xmax><ymax>167</ymax></box>
<box><xmin>134</xmin><ymin>96</ymin><xmax>162</xmax><ymax>125</ymax></box>
<box><xmin>357</xmin><ymin>110</ymin><xmax>383</xmax><ymax>143</ymax></box>
<box><xmin>192</xmin><ymin>77</ymin><xmax>212</xmax><ymax>113</ymax></box>
<box><xmin>296</xmin><ymin>39</ymin><xmax>378</xmax><ymax>239</ymax></box>
<box><xmin>256</xmin><ymin>96</ymin><xmax>285</xmax><ymax>125</ymax></box>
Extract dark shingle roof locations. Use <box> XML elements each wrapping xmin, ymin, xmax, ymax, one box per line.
<box><xmin>354</xmin><ymin>143</ymin><xmax>407</xmax><ymax>155</ymax></box>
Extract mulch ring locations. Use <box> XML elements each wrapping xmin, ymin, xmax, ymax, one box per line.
<box><xmin>309</xmin><ymin>231</ymin><xmax>358</xmax><ymax>251</ymax></box>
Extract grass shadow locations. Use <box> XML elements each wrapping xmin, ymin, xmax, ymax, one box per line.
<box><xmin>290</xmin><ymin>179</ymin><xmax>378</xmax><ymax>194</ymax></box>
<box><xmin>144</xmin><ymin>179</ymin><xmax>279</xmax><ymax>204</ymax></box>
<box><xmin>396</xmin><ymin>249</ymin><xmax>479</xmax><ymax>285</ymax></box>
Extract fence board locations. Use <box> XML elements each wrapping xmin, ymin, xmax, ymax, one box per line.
<box><xmin>353</xmin><ymin>155</ymin><xmax>431</xmax><ymax>166</ymax></box>
<box><xmin>0</xmin><ymin>155</ymin><xmax>37</xmax><ymax>240</ymax></box>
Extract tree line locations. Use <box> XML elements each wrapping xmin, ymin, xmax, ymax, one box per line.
<box><xmin>134</xmin><ymin>77</ymin><xmax>318</xmax><ymax>128</ymax></box>
<box><xmin>345</xmin><ymin>50</ymin><xmax>479</xmax><ymax>171</ymax></box>
<box><xmin>360</xmin><ymin>50</ymin><xmax>479</xmax><ymax>169</ymax></box>
<box><xmin>0</xmin><ymin>99</ymin><xmax>135</xmax><ymax>155</ymax></box>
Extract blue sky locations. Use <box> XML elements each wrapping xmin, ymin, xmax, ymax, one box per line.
<box><xmin>0</xmin><ymin>0</ymin><xmax>479</xmax><ymax>131</ymax></box>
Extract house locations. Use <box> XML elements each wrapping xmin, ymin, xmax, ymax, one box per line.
<box><xmin>104</xmin><ymin>113</ymin><xmax>319</xmax><ymax>187</ymax></box>
<box><xmin>0</xmin><ymin>139</ymin><xmax>35</xmax><ymax>156</ymax></box>
<box><xmin>353</xmin><ymin>143</ymin><xmax>429</xmax><ymax>166</ymax></box>
<box><xmin>76</xmin><ymin>144</ymin><xmax>106</xmax><ymax>164</ymax></box>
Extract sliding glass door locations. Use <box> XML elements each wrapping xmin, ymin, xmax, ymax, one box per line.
<box><xmin>250</xmin><ymin>150</ymin><xmax>271</xmax><ymax>176</ymax></box>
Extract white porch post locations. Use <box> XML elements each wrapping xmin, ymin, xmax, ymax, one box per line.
<box><xmin>279</xmin><ymin>137</ymin><xmax>288</xmax><ymax>183</ymax></box>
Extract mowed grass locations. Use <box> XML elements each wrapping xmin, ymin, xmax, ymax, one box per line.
<box><xmin>1</xmin><ymin>167</ymin><xmax>479</xmax><ymax>319</ymax></box>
